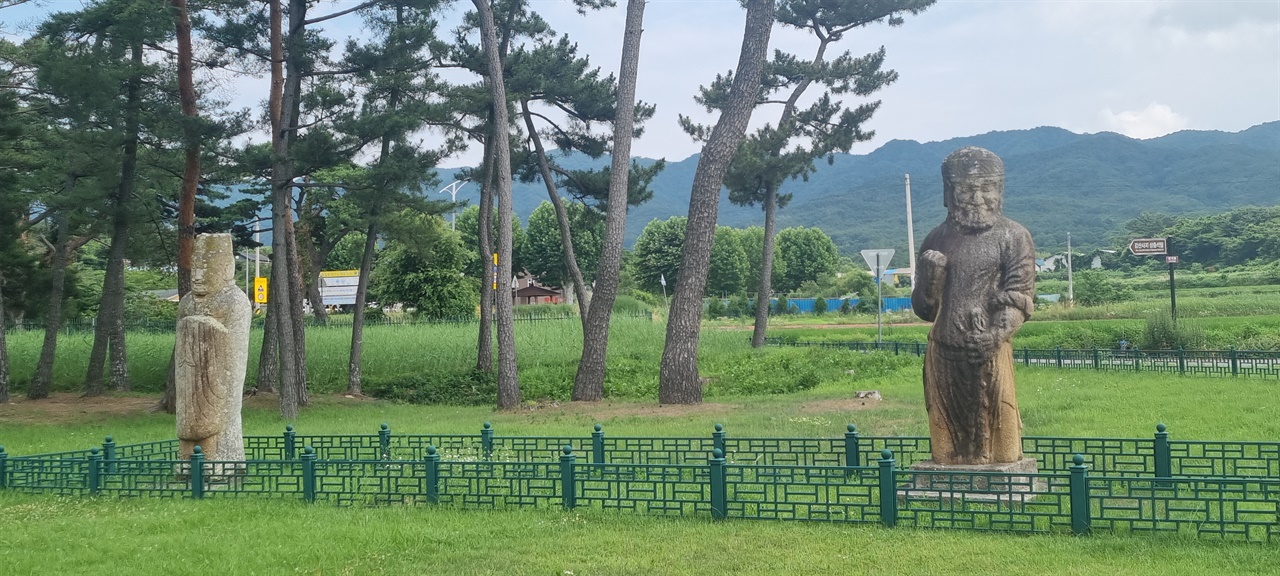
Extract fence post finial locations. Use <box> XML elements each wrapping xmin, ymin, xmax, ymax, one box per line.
<box><xmin>379</xmin><ymin>423</ymin><xmax>392</xmax><ymax>459</ymax></box>
<box><xmin>592</xmin><ymin>424</ymin><xmax>605</xmax><ymax>465</ymax></box>
<box><xmin>1069</xmin><ymin>454</ymin><xmax>1090</xmax><ymax>535</ymax></box>
<box><xmin>710</xmin><ymin>448</ymin><xmax>727</xmax><ymax>521</ymax></box>
<box><xmin>481</xmin><ymin>422</ymin><xmax>494</xmax><ymax>460</ymax></box>
<box><xmin>844</xmin><ymin>424</ymin><xmax>860</xmax><ymax>472</ymax></box>
<box><xmin>877</xmin><ymin>449</ymin><xmax>897</xmax><ymax>527</ymax></box>
<box><xmin>301</xmin><ymin>445</ymin><xmax>317</xmax><ymax>503</ymax></box>
<box><xmin>189</xmin><ymin>446</ymin><xmax>204</xmax><ymax>499</ymax></box>
<box><xmin>424</xmin><ymin>445</ymin><xmax>440</xmax><ymax>504</ymax></box>
<box><xmin>560</xmin><ymin>445</ymin><xmax>576</xmax><ymax>510</ymax></box>
<box><xmin>284</xmin><ymin>425</ymin><xmax>296</xmax><ymax>459</ymax></box>
<box><xmin>1154</xmin><ymin>423</ymin><xmax>1171</xmax><ymax>485</ymax></box>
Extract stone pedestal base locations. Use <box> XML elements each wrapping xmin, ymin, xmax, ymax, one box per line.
<box><xmin>902</xmin><ymin>458</ymin><xmax>1045</xmax><ymax>503</ymax></box>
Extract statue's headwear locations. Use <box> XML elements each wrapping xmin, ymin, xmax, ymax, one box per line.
<box><xmin>941</xmin><ymin>146</ymin><xmax>1004</xmax><ymax>207</ymax></box>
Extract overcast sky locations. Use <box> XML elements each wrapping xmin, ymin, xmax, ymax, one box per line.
<box><xmin>5</xmin><ymin>0</ymin><xmax>1278</xmax><ymax>168</ymax></box>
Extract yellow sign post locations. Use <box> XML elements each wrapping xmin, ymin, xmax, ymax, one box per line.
<box><xmin>253</xmin><ymin>277</ymin><xmax>269</xmax><ymax>304</ymax></box>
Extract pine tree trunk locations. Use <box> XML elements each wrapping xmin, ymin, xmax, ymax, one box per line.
<box><xmin>573</xmin><ymin>0</ymin><xmax>647</xmax><ymax>402</ymax></box>
<box><xmin>347</xmin><ymin>221</ymin><xmax>378</xmax><ymax>396</ymax></box>
<box><xmin>255</xmin><ymin>291</ymin><xmax>279</xmax><ymax>393</ymax></box>
<box><xmin>475</xmin><ymin>126</ymin><xmax>496</xmax><ymax>372</ymax></box>
<box><xmin>267</xmin><ymin>0</ymin><xmax>311</xmax><ymax>420</ymax></box>
<box><xmin>299</xmin><ymin>216</ymin><xmax>328</xmax><ymax>325</ymax></box>
<box><xmin>106</xmin><ymin>38</ymin><xmax>145</xmax><ymax>393</ymax></box>
<box><xmin>308</xmin><ymin>237</ymin><xmax>340</xmax><ymax>324</ymax></box>
<box><xmin>0</xmin><ymin>267</ymin><xmax>10</xmax><ymax>404</ymax></box>
<box><xmin>102</xmin><ymin>228</ymin><xmax>129</xmax><ymax>391</ymax></box>
<box><xmin>520</xmin><ymin>100</ymin><xmax>590</xmax><ymax>327</ymax></box>
<box><xmin>29</xmin><ymin>213</ymin><xmax>73</xmax><ymax>400</ymax></box>
<box><xmin>473</xmin><ymin>0</ymin><xmax>520</xmax><ymax>409</ymax></box>
<box><xmin>83</xmin><ymin>229</ymin><xmax>127</xmax><ymax>396</ymax></box>
<box><xmin>750</xmin><ymin>186</ymin><xmax>778</xmax><ymax>348</ymax></box>
<box><xmin>159</xmin><ymin>0</ymin><xmax>198</xmax><ymax>413</ymax></box>
<box><xmin>84</xmin><ymin>277</ymin><xmax>116</xmax><ymax>396</ymax></box>
<box><xmin>659</xmin><ymin>0</ymin><xmax>775</xmax><ymax>404</ymax></box>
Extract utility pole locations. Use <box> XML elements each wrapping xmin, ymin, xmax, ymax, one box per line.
<box><xmin>254</xmin><ymin>218</ymin><xmax>262</xmax><ymax>280</ymax></box>
<box><xmin>1066</xmin><ymin>232</ymin><xmax>1074</xmax><ymax>305</ymax></box>
<box><xmin>904</xmin><ymin>174</ymin><xmax>916</xmax><ymax>290</ymax></box>
<box><xmin>439</xmin><ymin>180</ymin><xmax>469</xmax><ymax>231</ymax></box>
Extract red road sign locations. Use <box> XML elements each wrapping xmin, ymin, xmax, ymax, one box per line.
<box><xmin>1129</xmin><ymin>237</ymin><xmax>1167</xmax><ymax>256</ymax></box>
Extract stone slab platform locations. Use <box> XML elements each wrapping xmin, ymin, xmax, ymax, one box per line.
<box><xmin>901</xmin><ymin>458</ymin><xmax>1047</xmax><ymax>503</ymax></box>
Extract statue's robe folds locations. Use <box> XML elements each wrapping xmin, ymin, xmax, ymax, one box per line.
<box><xmin>175</xmin><ymin>285</ymin><xmax>250</xmax><ymax>462</ymax></box>
<box><xmin>912</xmin><ymin>217</ymin><xmax>1036</xmax><ymax>465</ymax></box>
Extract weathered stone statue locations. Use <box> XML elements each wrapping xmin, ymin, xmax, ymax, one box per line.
<box><xmin>911</xmin><ymin>147</ymin><xmax>1036</xmax><ymax>467</ymax></box>
<box><xmin>176</xmin><ymin>233</ymin><xmax>250</xmax><ymax>463</ymax></box>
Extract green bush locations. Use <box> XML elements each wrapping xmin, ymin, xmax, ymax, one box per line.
<box><xmin>705</xmin><ymin>298</ymin><xmax>726</xmax><ymax>319</ymax></box>
<box><xmin>611</xmin><ymin>294</ymin><xmax>653</xmax><ymax>316</ymax></box>
<box><xmin>728</xmin><ymin>293</ymin><xmax>753</xmax><ymax>318</ymax></box>
<box><xmin>363</xmin><ymin>369</ymin><xmax>496</xmax><ymax>405</ymax></box>
<box><xmin>839</xmin><ymin>298</ymin><xmax>853</xmax><ymax>315</ymax></box>
<box><xmin>774</xmin><ymin>295</ymin><xmax>789</xmax><ymax>315</ymax></box>
<box><xmin>813</xmin><ymin>297</ymin><xmax>828</xmax><ymax>315</ymax></box>
<box><xmin>1141</xmin><ymin>311</ymin><xmax>1206</xmax><ymax>350</ymax></box>
<box><xmin>512</xmin><ymin>303</ymin><xmax>575</xmax><ymax>318</ymax></box>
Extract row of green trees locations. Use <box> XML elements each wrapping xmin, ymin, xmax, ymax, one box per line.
<box><xmin>0</xmin><ymin>0</ymin><xmax>936</xmax><ymax>409</ymax></box>
<box><xmin>1114</xmin><ymin>207</ymin><xmax>1280</xmax><ymax>270</ymax></box>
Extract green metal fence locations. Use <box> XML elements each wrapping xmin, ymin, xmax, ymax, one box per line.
<box><xmin>2</xmin><ymin>422</ymin><xmax>1277</xmax><ymax>542</ymax></box>
<box><xmin>766</xmin><ymin>339</ymin><xmax>1280</xmax><ymax>380</ymax></box>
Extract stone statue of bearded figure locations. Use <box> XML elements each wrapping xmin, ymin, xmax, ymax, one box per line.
<box><xmin>176</xmin><ymin>233</ymin><xmax>250</xmax><ymax>464</ymax></box>
<box><xmin>911</xmin><ymin>147</ymin><xmax>1036</xmax><ymax>465</ymax></box>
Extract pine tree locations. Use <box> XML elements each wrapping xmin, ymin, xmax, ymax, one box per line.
<box><xmin>658</xmin><ymin>0</ymin><xmax>776</xmax><ymax>404</ymax></box>
<box><xmin>722</xmin><ymin>0</ymin><xmax>935</xmax><ymax>348</ymax></box>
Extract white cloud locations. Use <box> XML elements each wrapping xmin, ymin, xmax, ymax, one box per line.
<box><xmin>1100</xmin><ymin>103</ymin><xmax>1191</xmax><ymax>139</ymax></box>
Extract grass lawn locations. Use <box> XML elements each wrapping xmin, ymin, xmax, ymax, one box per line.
<box><xmin>1</xmin><ymin>493</ymin><xmax>1276</xmax><ymax>576</ymax></box>
<box><xmin>4</xmin><ymin>364</ymin><xmax>1278</xmax><ymax>455</ymax></box>
<box><xmin>3</xmin><ymin>325</ymin><xmax>1279</xmax><ymax>574</ymax></box>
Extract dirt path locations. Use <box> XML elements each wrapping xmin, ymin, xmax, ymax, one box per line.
<box><xmin>1</xmin><ymin>393</ymin><xmax>886</xmax><ymax>425</ymax></box>
<box><xmin>0</xmin><ymin>392</ymin><xmax>284</xmax><ymax>425</ymax></box>
<box><xmin>715</xmin><ymin>322</ymin><xmax>930</xmax><ymax>331</ymax></box>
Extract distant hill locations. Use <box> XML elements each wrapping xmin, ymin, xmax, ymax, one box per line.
<box><xmin>417</xmin><ymin>121</ymin><xmax>1280</xmax><ymax>257</ymax></box>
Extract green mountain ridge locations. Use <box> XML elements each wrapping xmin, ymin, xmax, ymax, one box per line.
<box><xmin>439</xmin><ymin>121</ymin><xmax>1280</xmax><ymax>257</ymax></box>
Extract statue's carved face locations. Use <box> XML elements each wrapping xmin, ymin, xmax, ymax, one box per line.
<box><xmin>946</xmin><ymin>175</ymin><xmax>1003</xmax><ymax>231</ymax></box>
<box><xmin>191</xmin><ymin>234</ymin><xmax>236</xmax><ymax>296</ymax></box>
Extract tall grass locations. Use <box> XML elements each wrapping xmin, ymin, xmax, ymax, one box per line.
<box><xmin>3</xmin><ymin>317</ymin><xmax>903</xmax><ymax>401</ymax></box>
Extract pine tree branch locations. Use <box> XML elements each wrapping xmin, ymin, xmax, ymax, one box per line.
<box><xmin>302</xmin><ymin>1</ymin><xmax>381</xmax><ymax>26</ymax></box>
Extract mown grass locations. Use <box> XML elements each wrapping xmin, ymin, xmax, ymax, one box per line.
<box><xmin>1</xmin><ymin>493</ymin><xmax>1276</xmax><ymax>576</ymax></box>
<box><xmin>4</xmin><ymin>363</ymin><xmax>1277</xmax><ymax>455</ymax></box>
<box><xmin>3</xmin><ymin>348</ymin><xmax>1278</xmax><ymax>573</ymax></box>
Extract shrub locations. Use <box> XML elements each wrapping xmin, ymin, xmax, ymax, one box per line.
<box><xmin>774</xmin><ymin>295</ymin><xmax>789</xmax><ymax>315</ymax></box>
<box><xmin>728</xmin><ymin>293</ymin><xmax>753</xmax><ymax>318</ymax></box>
<box><xmin>705</xmin><ymin>298</ymin><xmax>726</xmax><ymax>319</ymax></box>
<box><xmin>1141</xmin><ymin>310</ymin><xmax>1207</xmax><ymax>350</ymax></box>
<box><xmin>363</xmin><ymin>369</ymin><xmax>496</xmax><ymax>405</ymax></box>
<box><xmin>813</xmin><ymin>296</ymin><xmax>828</xmax><ymax>315</ymax></box>
<box><xmin>838</xmin><ymin>298</ymin><xmax>853</xmax><ymax>315</ymax></box>
<box><xmin>612</xmin><ymin>294</ymin><xmax>653</xmax><ymax>315</ymax></box>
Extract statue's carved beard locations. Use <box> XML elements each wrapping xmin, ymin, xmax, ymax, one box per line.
<box><xmin>951</xmin><ymin>204</ymin><xmax>997</xmax><ymax>231</ymax></box>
